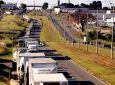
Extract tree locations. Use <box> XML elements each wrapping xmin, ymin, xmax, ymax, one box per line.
<box><xmin>71</xmin><ymin>12</ymin><xmax>95</xmax><ymax>31</ymax></box>
<box><xmin>0</xmin><ymin>0</ymin><xmax>4</xmax><ymax>7</ymax></box>
<box><xmin>97</xmin><ymin>1</ymin><xmax>102</xmax><ymax>9</ymax></box>
<box><xmin>42</xmin><ymin>2</ymin><xmax>48</xmax><ymax>10</ymax></box>
<box><xmin>21</xmin><ymin>3</ymin><xmax>27</xmax><ymax>9</ymax></box>
<box><xmin>60</xmin><ymin>3</ymin><xmax>74</xmax><ymax>8</ymax></box>
<box><xmin>90</xmin><ymin>1</ymin><xmax>102</xmax><ymax>9</ymax></box>
<box><xmin>66</xmin><ymin>3</ymin><xmax>74</xmax><ymax>8</ymax></box>
<box><xmin>74</xmin><ymin>4</ymin><xmax>80</xmax><ymax>8</ymax></box>
<box><xmin>80</xmin><ymin>3</ymin><xmax>90</xmax><ymax>8</ymax></box>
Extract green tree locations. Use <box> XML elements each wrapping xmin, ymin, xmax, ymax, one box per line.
<box><xmin>21</xmin><ymin>3</ymin><xmax>27</xmax><ymax>9</ymax></box>
<box><xmin>0</xmin><ymin>0</ymin><xmax>4</xmax><ymax>7</ymax></box>
<box><xmin>42</xmin><ymin>2</ymin><xmax>48</xmax><ymax>10</ymax></box>
<box><xmin>90</xmin><ymin>1</ymin><xmax>102</xmax><ymax>9</ymax></box>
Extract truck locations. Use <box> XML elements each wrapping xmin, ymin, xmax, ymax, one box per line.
<box><xmin>28</xmin><ymin>58</ymin><xmax>68</xmax><ymax>85</ymax></box>
<box><xmin>16</xmin><ymin>52</ymin><xmax>45</xmax><ymax>78</ymax></box>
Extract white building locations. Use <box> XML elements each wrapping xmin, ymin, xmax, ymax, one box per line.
<box><xmin>1</xmin><ymin>3</ymin><xmax>17</xmax><ymax>10</ymax></box>
<box><xmin>104</xmin><ymin>14</ymin><xmax>115</xmax><ymax>27</ymax></box>
<box><xmin>54</xmin><ymin>7</ymin><xmax>61</xmax><ymax>14</ymax></box>
<box><xmin>4</xmin><ymin>11</ymin><xmax>12</xmax><ymax>15</ymax></box>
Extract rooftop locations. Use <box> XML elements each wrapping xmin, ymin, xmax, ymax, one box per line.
<box><xmin>18</xmin><ymin>52</ymin><xmax>45</xmax><ymax>57</ymax></box>
<box><xmin>32</xmin><ymin>73</ymin><xmax>68</xmax><ymax>82</ymax></box>
<box><xmin>29</xmin><ymin>58</ymin><xmax>56</xmax><ymax>64</ymax></box>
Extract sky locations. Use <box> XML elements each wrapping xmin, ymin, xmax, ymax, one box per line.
<box><xmin>3</xmin><ymin>0</ymin><xmax>115</xmax><ymax>8</ymax></box>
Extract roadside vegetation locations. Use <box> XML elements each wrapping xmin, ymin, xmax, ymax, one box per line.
<box><xmin>0</xmin><ymin>15</ymin><xmax>28</xmax><ymax>57</ymax></box>
<box><xmin>28</xmin><ymin>12</ymin><xmax>115</xmax><ymax>85</ymax></box>
<box><xmin>0</xmin><ymin>15</ymin><xmax>29</xmax><ymax>85</ymax></box>
<box><xmin>53</xmin><ymin>12</ymin><xmax>115</xmax><ymax>47</ymax></box>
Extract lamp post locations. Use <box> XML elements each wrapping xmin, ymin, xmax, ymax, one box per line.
<box><xmin>110</xmin><ymin>3</ymin><xmax>114</xmax><ymax>59</ymax></box>
<box><xmin>78</xmin><ymin>13</ymin><xmax>80</xmax><ymax>48</ymax></box>
<box><xmin>86</xmin><ymin>12</ymin><xmax>89</xmax><ymax>52</ymax></box>
<box><xmin>96</xmin><ymin>9</ymin><xmax>99</xmax><ymax>55</ymax></box>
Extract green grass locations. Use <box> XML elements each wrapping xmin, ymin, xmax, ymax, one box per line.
<box><xmin>0</xmin><ymin>15</ymin><xmax>28</xmax><ymax>31</ymax></box>
<box><xmin>0</xmin><ymin>15</ymin><xmax>29</xmax><ymax>85</ymax></box>
<box><xmin>30</xmin><ymin>15</ymin><xmax>115</xmax><ymax>85</ymax></box>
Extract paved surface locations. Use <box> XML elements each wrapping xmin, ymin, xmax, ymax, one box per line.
<box><xmin>14</xmin><ymin>17</ymin><xmax>107</xmax><ymax>85</ymax></box>
<box><xmin>32</xmin><ymin>17</ymin><xmax>107</xmax><ymax>85</ymax></box>
<box><xmin>38</xmin><ymin>46</ymin><xmax>106</xmax><ymax>85</ymax></box>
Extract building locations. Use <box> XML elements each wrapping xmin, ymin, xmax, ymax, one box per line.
<box><xmin>54</xmin><ymin>7</ymin><xmax>61</xmax><ymax>14</ymax></box>
<box><xmin>1</xmin><ymin>3</ymin><xmax>17</xmax><ymax>10</ymax></box>
<box><xmin>60</xmin><ymin>8</ymin><xmax>89</xmax><ymax>13</ymax></box>
<box><xmin>105</xmin><ymin>13</ymin><xmax>115</xmax><ymax>27</ymax></box>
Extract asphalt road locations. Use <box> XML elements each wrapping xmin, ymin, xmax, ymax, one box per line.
<box><xmin>28</xmin><ymin>18</ymin><xmax>107</xmax><ymax>85</ymax></box>
<box><xmin>38</xmin><ymin>45</ymin><xmax>107</xmax><ymax>85</ymax></box>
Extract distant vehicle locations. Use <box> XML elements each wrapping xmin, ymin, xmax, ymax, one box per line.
<box><xmin>18</xmin><ymin>39</ymin><xmax>25</xmax><ymax>47</ymax></box>
<box><xmin>83</xmin><ymin>36</ymin><xmax>90</xmax><ymax>44</ymax></box>
<box><xmin>39</xmin><ymin>42</ymin><xmax>45</xmax><ymax>46</ymax></box>
<box><xmin>28</xmin><ymin>44</ymin><xmax>39</xmax><ymax>52</ymax></box>
<box><xmin>104</xmin><ymin>44</ymin><xmax>111</xmax><ymax>48</ymax></box>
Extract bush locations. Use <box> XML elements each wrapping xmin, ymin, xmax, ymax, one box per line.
<box><xmin>2</xmin><ymin>38</ymin><xmax>12</xmax><ymax>47</ymax></box>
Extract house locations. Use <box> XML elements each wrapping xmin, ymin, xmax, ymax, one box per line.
<box><xmin>54</xmin><ymin>6</ymin><xmax>61</xmax><ymax>14</ymax></box>
<box><xmin>104</xmin><ymin>13</ymin><xmax>115</xmax><ymax>27</ymax></box>
<box><xmin>60</xmin><ymin>8</ymin><xmax>89</xmax><ymax>13</ymax></box>
<box><xmin>1</xmin><ymin>3</ymin><xmax>17</xmax><ymax>10</ymax></box>
<box><xmin>88</xmin><ymin>10</ymin><xmax>106</xmax><ymax>26</ymax></box>
<box><xmin>4</xmin><ymin>11</ymin><xmax>13</xmax><ymax>15</ymax></box>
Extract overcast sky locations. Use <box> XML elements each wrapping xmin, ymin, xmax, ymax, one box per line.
<box><xmin>3</xmin><ymin>0</ymin><xmax>115</xmax><ymax>8</ymax></box>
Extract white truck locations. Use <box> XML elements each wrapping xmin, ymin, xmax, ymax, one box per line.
<box><xmin>16</xmin><ymin>52</ymin><xmax>45</xmax><ymax>77</ymax></box>
<box><xmin>30</xmin><ymin>73</ymin><xmax>68</xmax><ymax>85</ymax></box>
<box><xmin>28</xmin><ymin>58</ymin><xmax>68</xmax><ymax>85</ymax></box>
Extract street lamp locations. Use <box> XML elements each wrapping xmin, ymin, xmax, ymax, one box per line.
<box><xmin>110</xmin><ymin>3</ymin><xmax>114</xmax><ymax>59</ymax></box>
<box><xmin>96</xmin><ymin>9</ymin><xmax>99</xmax><ymax>55</ymax></box>
<box><xmin>86</xmin><ymin>12</ymin><xmax>89</xmax><ymax>52</ymax></box>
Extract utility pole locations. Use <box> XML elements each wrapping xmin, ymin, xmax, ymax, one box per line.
<box><xmin>96</xmin><ymin>9</ymin><xmax>99</xmax><ymax>55</ymax></box>
<box><xmin>78</xmin><ymin>13</ymin><xmax>80</xmax><ymax>48</ymax></box>
<box><xmin>58</xmin><ymin>0</ymin><xmax>60</xmax><ymax>6</ymax></box>
<box><xmin>68</xmin><ymin>0</ymin><xmax>70</xmax><ymax>3</ymax></box>
<box><xmin>86</xmin><ymin>12</ymin><xmax>88</xmax><ymax>52</ymax></box>
<box><xmin>33</xmin><ymin>0</ymin><xmax>35</xmax><ymax>10</ymax></box>
<box><xmin>110</xmin><ymin>3</ymin><xmax>114</xmax><ymax>59</ymax></box>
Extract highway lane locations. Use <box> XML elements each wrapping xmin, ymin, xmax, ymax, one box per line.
<box><xmin>38</xmin><ymin>46</ymin><xmax>107</xmax><ymax>85</ymax></box>
<box><xmin>31</xmin><ymin>18</ymin><xmax>107</xmax><ymax>85</ymax></box>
